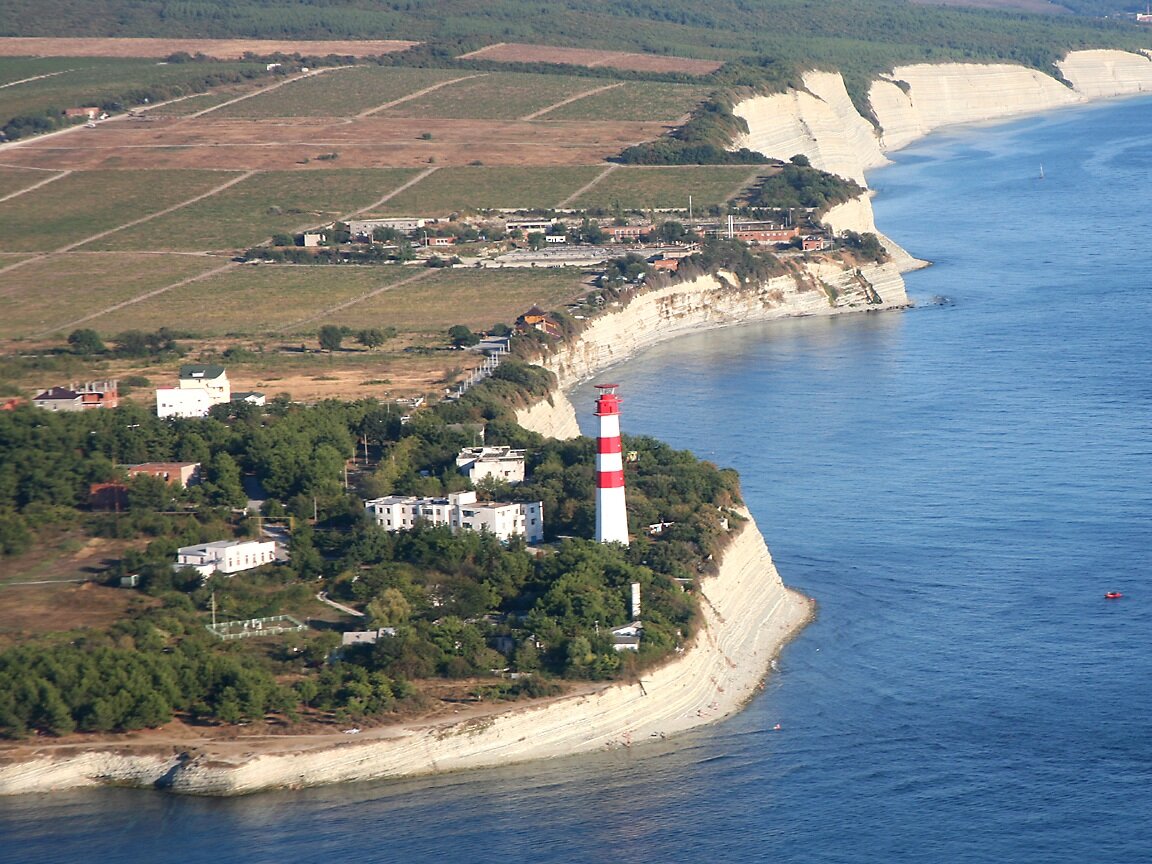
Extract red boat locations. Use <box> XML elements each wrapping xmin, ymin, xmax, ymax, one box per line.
<box><xmin>1104</xmin><ymin>592</ymin><xmax>1123</xmax><ymax>600</ymax></box>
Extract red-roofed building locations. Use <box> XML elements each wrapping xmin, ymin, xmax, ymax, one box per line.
<box><xmin>516</xmin><ymin>305</ymin><xmax>563</xmax><ymax>339</ymax></box>
<box><xmin>33</xmin><ymin>381</ymin><xmax>118</xmax><ymax>412</ymax></box>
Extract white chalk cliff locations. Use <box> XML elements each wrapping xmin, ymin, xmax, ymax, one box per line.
<box><xmin>0</xmin><ymin>514</ymin><xmax>810</xmax><ymax>796</ymax></box>
<box><xmin>515</xmin><ymin>259</ymin><xmax>907</xmax><ymax>439</ymax></box>
<box><xmin>733</xmin><ymin>49</ymin><xmax>1152</xmax><ymax>186</ymax></box>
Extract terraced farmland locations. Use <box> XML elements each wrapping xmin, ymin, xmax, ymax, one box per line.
<box><xmin>85</xmin><ymin>168</ymin><xmax>420</xmax><ymax>252</ymax></box>
<box><xmin>83</xmin><ymin>263</ymin><xmax>417</xmax><ymax>335</ymax></box>
<box><xmin>208</xmin><ymin>66</ymin><xmax>469</xmax><ymax>118</ymax></box>
<box><xmin>377</xmin><ymin>166</ymin><xmax>605</xmax><ymax>214</ymax></box>
<box><xmin>0</xmin><ymin>169</ymin><xmax>236</xmax><ymax>252</ymax></box>
<box><xmin>381</xmin><ymin>72</ymin><xmax>605</xmax><ymax>120</ymax></box>
<box><xmin>0</xmin><ymin>253</ymin><xmax>225</xmax><ymax>339</ymax></box>
<box><xmin>536</xmin><ymin>81</ymin><xmax>709</xmax><ymax>122</ymax></box>
<box><xmin>323</xmin><ymin>267</ymin><xmax>592</xmax><ymax>332</ymax></box>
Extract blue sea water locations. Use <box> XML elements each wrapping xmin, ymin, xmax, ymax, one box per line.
<box><xmin>5</xmin><ymin>97</ymin><xmax>1152</xmax><ymax>863</ymax></box>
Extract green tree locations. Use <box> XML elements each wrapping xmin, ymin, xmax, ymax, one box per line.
<box><xmin>356</xmin><ymin>328</ymin><xmax>390</xmax><ymax>350</ymax></box>
<box><xmin>318</xmin><ymin>325</ymin><xmax>344</xmax><ymax>352</ymax></box>
<box><xmin>366</xmin><ymin>587</ymin><xmax>411</xmax><ymax>628</ymax></box>
<box><xmin>67</xmin><ymin>328</ymin><xmax>106</xmax><ymax>355</ymax></box>
<box><xmin>448</xmin><ymin>325</ymin><xmax>479</xmax><ymax>348</ymax></box>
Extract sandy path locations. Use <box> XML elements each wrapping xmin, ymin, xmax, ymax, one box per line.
<box><xmin>520</xmin><ymin>82</ymin><xmax>625</xmax><ymax>121</ymax></box>
<box><xmin>0</xmin><ymin>169</ymin><xmax>70</xmax><ymax>204</ymax></box>
<box><xmin>356</xmin><ymin>74</ymin><xmax>488</xmax><ymax>118</ymax></box>
<box><xmin>276</xmin><ymin>268</ymin><xmax>437</xmax><ymax>332</ymax></box>
<box><xmin>32</xmin><ymin>259</ymin><xmax>239</xmax><ymax>339</ymax></box>
<box><xmin>557</xmin><ymin>163</ymin><xmax>616</xmax><ymax>207</ymax></box>
<box><xmin>0</xmin><ymin>69</ymin><xmax>75</xmax><ymax>89</ymax></box>
<box><xmin>181</xmin><ymin>67</ymin><xmax>353</xmax><ymax>120</ymax></box>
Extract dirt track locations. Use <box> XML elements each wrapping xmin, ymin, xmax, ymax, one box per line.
<box><xmin>0</xmin><ymin>38</ymin><xmax>416</xmax><ymax>59</ymax></box>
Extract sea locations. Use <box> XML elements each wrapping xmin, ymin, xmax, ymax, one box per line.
<box><xmin>5</xmin><ymin>95</ymin><xmax>1152</xmax><ymax>864</ymax></box>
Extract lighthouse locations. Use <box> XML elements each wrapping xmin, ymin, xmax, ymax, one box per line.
<box><xmin>594</xmin><ymin>383</ymin><xmax>629</xmax><ymax>545</ymax></box>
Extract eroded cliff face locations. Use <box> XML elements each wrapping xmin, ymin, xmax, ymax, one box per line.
<box><xmin>733</xmin><ymin>49</ymin><xmax>1152</xmax><ymax>183</ymax></box>
<box><xmin>515</xmin><ymin>259</ymin><xmax>907</xmax><ymax>437</ymax></box>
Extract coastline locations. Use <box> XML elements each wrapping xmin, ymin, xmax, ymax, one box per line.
<box><xmin>4</xmin><ymin>48</ymin><xmax>1149</xmax><ymax>798</ymax></box>
<box><xmin>0</xmin><ymin>513</ymin><xmax>812</xmax><ymax>796</ymax></box>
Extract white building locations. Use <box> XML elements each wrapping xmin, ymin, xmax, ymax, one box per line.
<box><xmin>348</xmin><ymin>217</ymin><xmax>426</xmax><ymax>239</ymax></box>
<box><xmin>156</xmin><ymin>364</ymin><xmax>231</xmax><ymax>418</ymax></box>
<box><xmin>365</xmin><ymin>491</ymin><xmax>543</xmax><ymax>543</ymax></box>
<box><xmin>456</xmin><ymin>446</ymin><xmax>526</xmax><ymax>485</ymax></box>
<box><xmin>174</xmin><ymin>539</ymin><xmax>277</xmax><ymax>578</ymax></box>
<box><xmin>155</xmin><ymin>387</ymin><xmax>216</xmax><ymax>419</ymax></box>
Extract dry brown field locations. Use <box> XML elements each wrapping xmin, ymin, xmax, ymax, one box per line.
<box><xmin>458</xmin><ymin>43</ymin><xmax>724</xmax><ymax>75</ymax></box>
<box><xmin>0</xmin><ymin>61</ymin><xmax>736</xmax><ymax>402</ymax></box>
<box><xmin>0</xmin><ymin>38</ymin><xmax>417</xmax><ymax>59</ymax></box>
<box><xmin>0</xmin><ymin>115</ymin><xmax>667</xmax><ymax>171</ymax></box>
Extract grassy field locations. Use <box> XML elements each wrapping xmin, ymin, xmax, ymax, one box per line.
<box><xmin>0</xmin><ymin>57</ymin><xmax>267</xmax><ymax>121</ymax></box>
<box><xmin>325</xmin><ymin>266</ymin><xmax>592</xmax><ymax>332</ymax></box>
<box><xmin>83</xmin><ymin>263</ymin><xmax>417</xmax><ymax>335</ymax></box>
<box><xmin>382</xmin><ymin>72</ymin><xmax>606</xmax><ymax>121</ymax></box>
<box><xmin>377</xmin><ymin>166</ymin><xmax>605</xmax><ymax>214</ymax></box>
<box><xmin>0</xmin><ymin>166</ymin><xmax>55</xmax><ymax>199</ymax></box>
<box><xmin>209</xmin><ymin>66</ymin><xmax>470</xmax><ymax>118</ymax></box>
<box><xmin>0</xmin><ymin>169</ymin><xmax>238</xmax><ymax>253</ymax></box>
<box><xmin>147</xmin><ymin>86</ymin><xmax>266</xmax><ymax>117</ymax></box>
<box><xmin>570</xmin><ymin>165</ymin><xmax>770</xmax><ymax>210</ymax></box>
<box><xmin>86</xmin><ymin>168</ymin><xmax>421</xmax><ymax>252</ymax></box>
<box><xmin>0</xmin><ymin>56</ymin><xmax>85</xmax><ymax>85</ymax></box>
<box><xmin>538</xmin><ymin>81</ymin><xmax>709</xmax><ymax>122</ymax></box>
<box><xmin>0</xmin><ymin>252</ymin><xmax>224</xmax><ymax>339</ymax></box>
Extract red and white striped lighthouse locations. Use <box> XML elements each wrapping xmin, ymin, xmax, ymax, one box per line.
<box><xmin>594</xmin><ymin>383</ymin><xmax>629</xmax><ymax>545</ymax></box>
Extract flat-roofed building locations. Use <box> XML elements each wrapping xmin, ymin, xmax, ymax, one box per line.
<box><xmin>365</xmin><ymin>491</ymin><xmax>543</xmax><ymax>543</ymax></box>
<box><xmin>125</xmin><ymin>462</ymin><xmax>201</xmax><ymax>487</ymax></box>
<box><xmin>174</xmin><ymin>539</ymin><xmax>277</xmax><ymax>578</ymax></box>
<box><xmin>456</xmin><ymin>446</ymin><xmax>526</xmax><ymax>485</ymax></box>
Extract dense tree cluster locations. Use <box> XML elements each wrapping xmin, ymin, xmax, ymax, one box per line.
<box><xmin>0</xmin><ymin>634</ymin><xmax>295</xmax><ymax>737</ymax></box>
<box><xmin>0</xmin><ymin>353</ymin><xmax>747</xmax><ymax>736</ymax></box>
<box><xmin>747</xmin><ymin>160</ymin><xmax>865</xmax><ymax>214</ymax></box>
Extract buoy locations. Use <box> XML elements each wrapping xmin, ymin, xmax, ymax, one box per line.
<box><xmin>1105</xmin><ymin>592</ymin><xmax>1123</xmax><ymax>600</ymax></box>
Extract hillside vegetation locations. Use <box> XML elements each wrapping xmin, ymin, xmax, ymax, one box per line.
<box><xmin>3</xmin><ymin>0</ymin><xmax>1150</xmax><ymax>84</ymax></box>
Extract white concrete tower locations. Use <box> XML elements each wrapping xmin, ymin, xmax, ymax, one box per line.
<box><xmin>594</xmin><ymin>383</ymin><xmax>629</xmax><ymax>545</ymax></box>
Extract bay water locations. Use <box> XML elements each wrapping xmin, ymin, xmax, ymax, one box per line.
<box><xmin>5</xmin><ymin>96</ymin><xmax>1152</xmax><ymax>863</ymax></box>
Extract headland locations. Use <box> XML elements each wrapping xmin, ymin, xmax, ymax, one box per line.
<box><xmin>2</xmin><ymin>48</ymin><xmax>1150</xmax><ymax>796</ymax></box>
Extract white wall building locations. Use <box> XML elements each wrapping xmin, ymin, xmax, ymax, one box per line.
<box><xmin>365</xmin><ymin>491</ymin><xmax>543</xmax><ymax>543</ymax></box>
<box><xmin>456</xmin><ymin>446</ymin><xmax>526</xmax><ymax>485</ymax></box>
<box><xmin>348</xmin><ymin>217</ymin><xmax>426</xmax><ymax>239</ymax></box>
<box><xmin>174</xmin><ymin>539</ymin><xmax>277</xmax><ymax>578</ymax></box>
<box><xmin>157</xmin><ymin>364</ymin><xmax>231</xmax><ymax>418</ymax></box>
<box><xmin>155</xmin><ymin>388</ymin><xmax>216</xmax><ymax>419</ymax></box>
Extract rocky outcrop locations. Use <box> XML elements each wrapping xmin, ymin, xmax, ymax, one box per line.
<box><xmin>0</xmin><ymin>515</ymin><xmax>810</xmax><ymax>796</ymax></box>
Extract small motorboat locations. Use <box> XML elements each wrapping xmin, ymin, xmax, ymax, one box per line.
<box><xmin>1104</xmin><ymin>592</ymin><xmax>1123</xmax><ymax>600</ymax></box>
